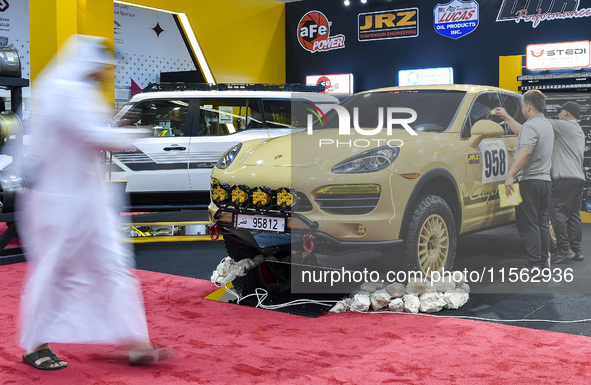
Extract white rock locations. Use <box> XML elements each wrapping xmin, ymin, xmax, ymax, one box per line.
<box><xmin>402</xmin><ymin>294</ymin><xmax>420</xmax><ymax>314</ymax></box>
<box><xmin>351</xmin><ymin>293</ymin><xmax>371</xmax><ymax>312</ymax></box>
<box><xmin>216</xmin><ymin>258</ymin><xmax>233</xmax><ymax>276</ymax></box>
<box><xmin>229</xmin><ymin>264</ymin><xmax>246</xmax><ymax>278</ymax></box>
<box><xmin>221</xmin><ymin>273</ymin><xmax>237</xmax><ymax>286</ymax></box>
<box><xmin>374</xmin><ymin>282</ymin><xmax>386</xmax><ymax>290</ymax></box>
<box><xmin>329</xmin><ymin>301</ymin><xmax>348</xmax><ymax>313</ymax></box>
<box><xmin>385</xmin><ymin>282</ymin><xmax>407</xmax><ymax>298</ymax></box>
<box><xmin>357</xmin><ymin>290</ymin><xmax>372</xmax><ymax>298</ymax></box>
<box><xmin>211</xmin><ymin>270</ymin><xmax>220</xmax><ymax>284</ymax></box>
<box><xmin>406</xmin><ymin>280</ymin><xmax>427</xmax><ymax>296</ymax></box>
<box><xmin>451</xmin><ymin>271</ymin><xmax>467</xmax><ymax>285</ymax></box>
<box><xmin>419</xmin><ymin>292</ymin><xmax>447</xmax><ymax>313</ymax></box>
<box><xmin>237</xmin><ymin>258</ymin><xmax>256</xmax><ymax>271</ymax></box>
<box><xmin>389</xmin><ymin>298</ymin><xmax>405</xmax><ymax>312</ymax></box>
<box><xmin>253</xmin><ymin>255</ymin><xmax>265</xmax><ymax>265</ymax></box>
<box><xmin>370</xmin><ymin>289</ymin><xmax>392</xmax><ymax>310</ymax></box>
<box><xmin>442</xmin><ymin>289</ymin><xmax>470</xmax><ymax>309</ymax></box>
<box><xmin>360</xmin><ymin>282</ymin><xmax>377</xmax><ymax>293</ymax></box>
<box><xmin>456</xmin><ymin>283</ymin><xmax>471</xmax><ymax>294</ymax></box>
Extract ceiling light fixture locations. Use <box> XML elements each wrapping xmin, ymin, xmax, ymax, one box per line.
<box><xmin>344</xmin><ymin>0</ymin><xmax>350</xmax><ymax>5</ymax></box>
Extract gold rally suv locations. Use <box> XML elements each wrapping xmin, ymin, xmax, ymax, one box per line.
<box><xmin>208</xmin><ymin>85</ymin><xmax>525</xmax><ymax>276</ymax></box>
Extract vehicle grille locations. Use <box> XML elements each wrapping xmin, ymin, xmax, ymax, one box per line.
<box><xmin>314</xmin><ymin>192</ymin><xmax>380</xmax><ymax>215</ymax></box>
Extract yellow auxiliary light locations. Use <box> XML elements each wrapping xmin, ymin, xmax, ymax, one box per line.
<box><xmin>212</xmin><ymin>183</ymin><xmax>231</xmax><ymax>207</ymax></box>
<box><xmin>276</xmin><ymin>187</ymin><xmax>296</xmax><ymax>211</ymax></box>
<box><xmin>252</xmin><ymin>186</ymin><xmax>272</xmax><ymax>210</ymax></box>
<box><xmin>357</xmin><ymin>224</ymin><xmax>366</xmax><ymax>236</ymax></box>
<box><xmin>231</xmin><ymin>185</ymin><xmax>251</xmax><ymax>208</ymax></box>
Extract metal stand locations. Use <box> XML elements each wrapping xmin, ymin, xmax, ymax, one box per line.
<box><xmin>0</xmin><ymin>76</ymin><xmax>29</xmax><ymax>264</ymax></box>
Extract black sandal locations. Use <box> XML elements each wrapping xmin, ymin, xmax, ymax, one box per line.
<box><xmin>22</xmin><ymin>348</ymin><xmax>67</xmax><ymax>371</ymax></box>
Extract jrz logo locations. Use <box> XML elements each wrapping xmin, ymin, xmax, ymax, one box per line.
<box><xmin>298</xmin><ymin>11</ymin><xmax>345</xmax><ymax>53</ymax></box>
<box><xmin>0</xmin><ymin>0</ymin><xmax>8</xmax><ymax>12</ymax></box>
<box><xmin>496</xmin><ymin>0</ymin><xmax>591</xmax><ymax>28</ymax></box>
<box><xmin>468</xmin><ymin>154</ymin><xmax>480</xmax><ymax>164</ymax></box>
<box><xmin>358</xmin><ymin>8</ymin><xmax>419</xmax><ymax>41</ymax></box>
<box><xmin>306</xmin><ymin>104</ymin><xmax>417</xmax><ymax>148</ymax></box>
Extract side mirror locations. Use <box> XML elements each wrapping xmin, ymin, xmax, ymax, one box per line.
<box><xmin>468</xmin><ymin>120</ymin><xmax>505</xmax><ymax>148</ymax></box>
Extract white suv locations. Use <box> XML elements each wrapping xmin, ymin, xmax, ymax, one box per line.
<box><xmin>109</xmin><ymin>83</ymin><xmax>338</xmax><ymax>210</ymax></box>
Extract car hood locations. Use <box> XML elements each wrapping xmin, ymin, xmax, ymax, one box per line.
<box><xmin>238</xmin><ymin>129</ymin><xmax>441</xmax><ymax>168</ymax></box>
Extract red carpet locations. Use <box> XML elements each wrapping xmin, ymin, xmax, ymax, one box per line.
<box><xmin>1</xmin><ymin>262</ymin><xmax>590</xmax><ymax>384</ymax></box>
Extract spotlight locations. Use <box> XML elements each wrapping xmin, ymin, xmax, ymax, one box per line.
<box><xmin>231</xmin><ymin>184</ymin><xmax>251</xmax><ymax>208</ymax></box>
<box><xmin>252</xmin><ymin>186</ymin><xmax>272</xmax><ymax>210</ymax></box>
<box><xmin>361</xmin><ymin>0</ymin><xmax>367</xmax><ymax>3</ymax></box>
<box><xmin>344</xmin><ymin>0</ymin><xmax>350</xmax><ymax>4</ymax></box>
<box><xmin>211</xmin><ymin>183</ymin><xmax>231</xmax><ymax>207</ymax></box>
<box><xmin>276</xmin><ymin>187</ymin><xmax>296</xmax><ymax>211</ymax></box>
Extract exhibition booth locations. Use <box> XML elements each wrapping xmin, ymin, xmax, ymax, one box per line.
<box><xmin>1</xmin><ymin>0</ymin><xmax>591</xmax><ymax>382</ymax></box>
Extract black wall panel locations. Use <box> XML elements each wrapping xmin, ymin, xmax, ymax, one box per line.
<box><xmin>286</xmin><ymin>0</ymin><xmax>591</xmax><ymax>92</ymax></box>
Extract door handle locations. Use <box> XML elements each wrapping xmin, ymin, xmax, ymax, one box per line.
<box><xmin>163</xmin><ymin>146</ymin><xmax>186</xmax><ymax>151</ymax></box>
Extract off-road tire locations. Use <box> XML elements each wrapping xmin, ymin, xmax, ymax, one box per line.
<box><xmin>224</xmin><ymin>235</ymin><xmax>259</xmax><ymax>262</ymax></box>
<box><xmin>231</xmin><ymin>267</ymin><xmax>262</xmax><ymax>297</ymax></box>
<box><xmin>383</xmin><ymin>194</ymin><xmax>457</xmax><ymax>277</ymax></box>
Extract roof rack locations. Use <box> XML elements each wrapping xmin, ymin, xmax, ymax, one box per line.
<box><xmin>142</xmin><ymin>82</ymin><xmax>326</xmax><ymax>93</ymax></box>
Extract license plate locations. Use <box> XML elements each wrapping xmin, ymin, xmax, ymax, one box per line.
<box><xmin>236</xmin><ymin>214</ymin><xmax>285</xmax><ymax>232</ymax></box>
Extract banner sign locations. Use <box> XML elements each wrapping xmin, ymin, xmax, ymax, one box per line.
<box><xmin>306</xmin><ymin>74</ymin><xmax>354</xmax><ymax>96</ymax></box>
<box><xmin>298</xmin><ymin>10</ymin><xmax>345</xmax><ymax>53</ymax></box>
<box><xmin>0</xmin><ymin>0</ymin><xmax>30</xmax><ymax>95</ymax></box>
<box><xmin>357</xmin><ymin>8</ymin><xmax>419</xmax><ymax>42</ymax></box>
<box><xmin>434</xmin><ymin>0</ymin><xmax>479</xmax><ymax>40</ymax></box>
<box><xmin>114</xmin><ymin>3</ymin><xmax>196</xmax><ymax>90</ymax></box>
<box><xmin>398</xmin><ymin>67</ymin><xmax>454</xmax><ymax>86</ymax></box>
<box><xmin>526</xmin><ymin>41</ymin><xmax>591</xmax><ymax>71</ymax></box>
<box><xmin>497</xmin><ymin>0</ymin><xmax>591</xmax><ymax>28</ymax></box>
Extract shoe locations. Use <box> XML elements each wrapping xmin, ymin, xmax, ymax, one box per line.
<box><xmin>129</xmin><ymin>343</ymin><xmax>175</xmax><ymax>366</ymax></box>
<box><xmin>552</xmin><ymin>249</ymin><xmax>575</xmax><ymax>264</ymax></box>
<box><xmin>572</xmin><ymin>252</ymin><xmax>584</xmax><ymax>261</ymax></box>
<box><xmin>22</xmin><ymin>348</ymin><xmax>67</xmax><ymax>371</ymax></box>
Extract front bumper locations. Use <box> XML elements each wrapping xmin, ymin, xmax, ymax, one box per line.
<box><xmin>209</xmin><ymin>207</ymin><xmax>403</xmax><ymax>255</ymax></box>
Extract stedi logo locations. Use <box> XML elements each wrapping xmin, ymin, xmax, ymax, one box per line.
<box><xmin>298</xmin><ymin>11</ymin><xmax>345</xmax><ymax>53</ymax></box>
<box><xmin>306</xmin><ymin>104</ymin><xmax>417</xmax><ymax>148</ymax></box>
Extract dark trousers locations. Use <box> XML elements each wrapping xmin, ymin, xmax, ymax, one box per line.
<box><xmin>515</xmin><ymin>179</ymin><xmax>552</xmax><ymax>266</ymax></box>
<box><xmin>549</xmin><ymin>178</ymin><xmax>585</xmax><ymax>254</ymax></box>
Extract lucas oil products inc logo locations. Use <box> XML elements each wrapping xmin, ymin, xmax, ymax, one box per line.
<box><xmin>434</xmin><ymin>0</ymin><xmax>479</xmax><ymax>39</ymax></box>
<box><xmin>497</xmin><ymin>0</ymin><xmax>591</xmax><ymax>28</ymax></box>
<box><xmin>298</xmin><ymin>11</ymin><xmax>345</xmax><ymax>53</ymax></box>
<box><xmin>358</xmin><ymin>8</ymin><xmax>419</xmax><ymax>42</ymax></box>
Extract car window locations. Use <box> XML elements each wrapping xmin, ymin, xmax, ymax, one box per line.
<box><xmin>262</xmin><ymin>100</ymin><xmax>292</xmax><ymax>128</ymax></box>
<box><xmin>462</xmin><ymin>92</ymin><xmax>506</xmax><ymax>138</ymax></box>
<box><xmin>500</xmin><ymin>94</ymin><xmax>525</xmax><ymax>135</ymax></box>
<box><xmin>321</xmin><ymin>90</ymin><xmax>466</xmax><ymax>133</ymax></box>
<box><xmin>197</xmin><ymin>99</ymin><xmax>264</xmax><ymax>136</ymax></box>
<box><xmin>114</xmin><ymin>99</ymin><xmax>189</xmax><ymax>137</ymax></box>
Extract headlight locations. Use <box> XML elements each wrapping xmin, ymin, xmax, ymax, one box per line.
<box><xmin>216</xmin><ymin>143</ymin><xmax>242</xmax><ymax>169</ymax></box>
<box><xmin>332</xmin><ymin>146</ymin><xmax>399</xmax><ymax>174</ymax></box>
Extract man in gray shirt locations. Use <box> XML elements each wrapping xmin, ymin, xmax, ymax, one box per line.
<box><xmin>496</xmin><ymin>90</ymin><xmax>554</xmax><ymax>270</ymax></box>
<box><xmin>548</xmin><ymin>101</ymin><xmax>586</xmax><ymax>263</ymax></box>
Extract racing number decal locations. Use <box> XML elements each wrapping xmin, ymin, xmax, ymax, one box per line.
<box><xmin>478</xmin><ymin>140</ymin><xmax>509</xmax><ymax>184</ymax></box>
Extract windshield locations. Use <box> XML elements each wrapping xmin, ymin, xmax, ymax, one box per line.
<box><xmin>321</xmin><ymin>90</ymin><xmax>466</xmax><ymax>133</ymax></box>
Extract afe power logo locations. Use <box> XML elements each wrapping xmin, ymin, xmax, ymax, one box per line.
<box><xmin>298</xmin><ymin>11</ymin><xmax>345</xmax><ymax>53</ymax></box>
<box><xmin>358</xmin><ymin>8</ymin><xmax>419</xmax><ymax>42</ymax></box>
<box><xmin>497</xmin><ymin>0</ymin><xmax>591</xmax><ymax>28</ymax></box>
